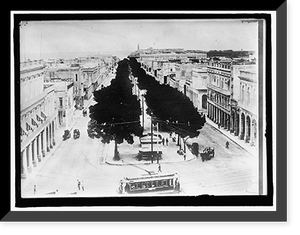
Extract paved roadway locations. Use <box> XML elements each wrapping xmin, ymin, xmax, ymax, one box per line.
<box><xmin>21</xmin><ymin>72</ymin><xmax>258</xmax><ymax>197</ymax></box>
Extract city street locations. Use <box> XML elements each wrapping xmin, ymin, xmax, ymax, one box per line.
<box><xmin>21</xmin><ymin>71</ymin><xmax>258</xmax><ymax>198</ymax></box>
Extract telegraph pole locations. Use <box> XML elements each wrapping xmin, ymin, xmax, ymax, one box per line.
<box><xmin>150</xmin><ymin>116</ymin><xmax>153</xmax><ymax>163</ymax></box>
<box><xmin>157</xmin><ymin>123</ymin><xmax>159</xmax><ymax>164</ymax></box>
<box><xmin>141</xmin><ymin>95</ymin><xmax>145</xmax><ymax>130</ymax></box>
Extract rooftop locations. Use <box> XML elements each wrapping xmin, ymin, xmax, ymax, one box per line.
<box><xmin>82</xmin><ymin>62</ymin><xmax>98</xmax><ymax>69</ymax></box>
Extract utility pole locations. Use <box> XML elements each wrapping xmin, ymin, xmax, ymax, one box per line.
<box><xmin>150</xmin><ymin>116</ymin><xmax>153</xmax><ymax>163</ymax></box>
<box><xmin>141</xmin><ymin>95</ymin><xmax>145</xmax><ymax>130</ymax></box>
<box><xmin>157</xmin><ymin>123</ymin><xmax>159</xmax><ymax>164</ymax></box>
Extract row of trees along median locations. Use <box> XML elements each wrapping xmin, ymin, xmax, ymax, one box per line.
<box><xmin>128</xmin><ymin>57</ymin><xmax>206</xmax><ymax>152</ymax></box>
<box><xmin>87</xmin><ymin>57</ymin><xmax>206</xmax><ymax>162</ymax></box>
<box><xmin>87</xmin><ymin>58</ymin><xmax>143</xmax><ymax>161</ymax></box>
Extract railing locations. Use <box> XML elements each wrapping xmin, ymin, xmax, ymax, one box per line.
<box><xmin>207</xmin><ymin>83</ymin><xmax>231</xmax><ymax>96</ymax></box>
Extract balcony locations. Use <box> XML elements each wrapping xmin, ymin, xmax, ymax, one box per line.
<box><xmin>207</xmin><ymin>83</ymin><xmax>231</xmax><ymax>96</ymax></box>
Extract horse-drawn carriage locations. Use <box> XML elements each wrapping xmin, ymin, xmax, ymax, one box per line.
<box><xmin>200</xmin><ymin>147</ymin><xmax>215</xmax><ymax>162</ymax></box>
<box><xmin>73</xmin><ymin>129</ymin><xmax>80</xmax><ymax>139</ymax></box>
<box><xmin>62</xmin><ymin>130</ymin><xmax>71</xmax><ymax>141</ymax></box>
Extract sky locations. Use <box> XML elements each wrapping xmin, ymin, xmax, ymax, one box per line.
<box><xmin>19</xmin><ymin>19</ymin><xmax>259</xmax><ymax>61</ymax></box>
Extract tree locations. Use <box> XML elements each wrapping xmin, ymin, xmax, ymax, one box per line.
<box><xmin>129</xmin><ymin>57</ymin><xmax>206</xmax><ymax>150</ymax></box>
<box><xmin>87</xmin><ymin>59</ymin><xmax>143</xmax><ymax>160</ymax></box>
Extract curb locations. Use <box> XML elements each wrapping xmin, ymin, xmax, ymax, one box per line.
<box><xmin>205</xmin><ymin>120</ymin><xmax>255</xmax><ymax>156</ymax></box>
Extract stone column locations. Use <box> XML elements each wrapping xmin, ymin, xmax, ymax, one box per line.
<box><xmin>49</xmin><ymin>124</ymin><xmax>53</xmax><ymax>149</ymax></box>
<box><xmin>207</xmin><ymin>103</ymin><xmax>210</xmax><ymax>119</ymax></box>
<box><xmin>32</xmin><ymin>139</ymin><xmax>38</xmax><ymax>167</ymax></box>
<box><xmin>52</xmin><ymin>121</ymin><xmax>56</xmax><ymax>146</ymax></box>
<box><xmin>46</xmin><ymin>127</ymin><xmax>50</xmax><ymax>152</ymax></box>
<box><xmin>21</xmin><ymin>150</ymin><xmax>27</xmax><ymax>179</ymax></box>
<box><xmin>214</xmin><ymin>106</ymin><xmax>216</xmax><ymax>122</ymax></box>
<box><xmin>221</xmin><ymin>111</ymin><xmax>224</xmax><ymax>127</ymax></box>
<box><xmin>27</xmin><ymin>143</ymin><xmax>33</xmax><ymax>173</ymax></box>
<box><xmin>234</xmin><ymin>113</ymin><xmax>239</xmax><ymax>136</ymax></box>
<box><xmin>214</xmin><ymin>108</ymin><xmax>217</xmax><ymax>123</ymax></box>
<box><xmin>42</xmin><ymin>130</ymin><xmax>47</xmax><ymax>157</ymax></box>
<box><xmin>245</xmin><ymin>116</ymin><xmax>250</xmax><ymax>143</ymax></box>
<box><xmin>230</xmin><ymin>112</ymin><xmax>234</xmax><ymax>133</ymax></box>
<box><xmin>227</xmin><ymin>114</ymin><xmax>231</xmax><ymax>131</ymax></box>
<box><xmin>37</xmin><ymin>134</ymin><xmax>42</xmax><ymax>162</ymax></box>
<box><xmin>214</xmin><ymin>107</ymin><xmax>216</xmax><ymax>123</ymax></box>
<box><xmin>239</xmin><ymin>114</ymin><xmax>244</xmax><ymax>140</ymax></box>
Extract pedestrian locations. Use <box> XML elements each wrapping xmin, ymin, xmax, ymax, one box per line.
<box><xmin>81</xmin><ymin>180</ymin><xmax>85</xmax><ymax>191</ymax></box>
<box><xmin>158</xmin><ymin>164</ymin><xmax>162</xmax><ymax>172</ymax></box>
<box><xmin>218</xmin><ymin>123</ymin><xmax>221</xmax><ymax>129</ymax></box>
<box><xmin>77</xmin><ymin>179</ymin><xmax>81</xmax><ymax>191</ymax></box>
<box><xmin>166</xmin><ymin>138</ymin><xmax>169</xmax><ymax>146</ymax></box>
<box><xmin>162</xmin><ymin>137</ymin><xmax>165</xmax><ymax>146</ymax></box>
<box><xmin>184</xmin><ymin>154</ymin><xmax>186</xmax><ymax>161</ymax></box>
<box><xmin>226</xmin><ymin>141</ymin><xmax>229</xmax><ymax>149</ymax></box>
<box><xmin>33</xmin><ymin>185</ymin><xmax>36</xmax><ymax>195</ymax></box>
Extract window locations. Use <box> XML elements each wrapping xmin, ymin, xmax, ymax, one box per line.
<box><xmin>241</xmin><ymin>85</ymin><xmax>245</xmax><ymax>103</ymax></box>
<box><xmin>59</xmin><ymin>97</ymin><xmax>63</xmax><ymax>108</ymax></box>
<box><xmin>247</xmin><ymin>87</ymin><xmax>251</xmax><ymax>105</ymax></box>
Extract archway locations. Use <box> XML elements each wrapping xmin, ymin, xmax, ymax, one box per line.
<box><xmin>231</xmin><ymin>111</ymin><xmax>235</xmax><ymax>133</ymax></box>
<box><xmin>202</xmin><ymin>94</ymin><xmax>207</xmax><ymax>109</ymax></box>
<box><xmin>246</xmin><ymin>115</ymin><xmax>251</xmax><ymax>143</ymax></box>
<box><xmin>240</xmin><ymin>113</ymin><xmax>245</xmax><ymax>140</ymax></box>
<box><xmin>235</xmin><ymin>113</ymin><xmax>240</xmax><ymax>136</ymax></box>
<box><xmin>252</xmin><ymin>119</ymin><xmax>257</xmax><ymax>146</ymax></box>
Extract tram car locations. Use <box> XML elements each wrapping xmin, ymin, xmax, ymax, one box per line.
<box><xmin>117</xmin><ymin>173</ymin><xmax>180</xmax><ymax>195</ymax></box>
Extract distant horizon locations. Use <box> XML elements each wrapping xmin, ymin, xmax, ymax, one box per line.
<box><xmin>21</xmin><ymin>50</ymin><xmax>132</xmax><ymax>62</ymax></box>
<box><xmin>19</xmin><ymin>19</ymin><xmax>258</xmax><ymax>62</ymax></box>
<box><xmin>21</xmin><ymin>47</ymin><xmax>255</xmax><ymax>62</ymax></box>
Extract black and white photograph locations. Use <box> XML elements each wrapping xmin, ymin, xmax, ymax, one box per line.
<box><xmin>8</xmin><ymin>8</ymin><xmax>287</xmax><ymax>223</ymax></box>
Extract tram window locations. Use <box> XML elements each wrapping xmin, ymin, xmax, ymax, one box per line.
<box><xmin>162</xmin><ymin>180</ymin><xmax>167</xmax><ymax>187</ymax></box>
<box><xmin>136</xmin><ymin>182</ymin><xmax>141</xmax><ymax>189</ymax></box>
<box><xmin>130</xmin><ymin>184</ymin><xmax>135</xmax><ymax>190</ymax></box>
<box><xmin>141</xmin><ymin>182</ymin><xmax>146</xmax><ymax>188</ymax></box>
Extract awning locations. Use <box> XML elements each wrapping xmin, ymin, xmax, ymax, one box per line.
<box><xmin>31</xmin><ymin>117</ymin><xmax>39</xmax><ymax>127</ymax></box>
<box><xmin>41</xmin><ymin>111</ymin><xmax>47</xmax><ymax>120</ymax></box>
<box><xmin>36</xmin><ymin>113</ymin><xmax>43</xmax><ymax>123</ymax></box>
<box><xmin>21</xmin><ymin>125</ymin><xmax>28</xmax><ymax>136</ymax></box>
<box><xmin>26</xmin><ymin>122</ymin><xmax>34</xmax><ymax>132</ymax></box>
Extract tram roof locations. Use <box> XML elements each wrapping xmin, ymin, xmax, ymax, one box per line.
<box><xmin>123</xmin><ymin>173</ymin><xmax>178</xmax><ymax>182</ymax></box>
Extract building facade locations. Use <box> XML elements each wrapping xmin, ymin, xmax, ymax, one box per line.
<box><xmin>20</xmin><ymin>60</ymin><xmax>57</xmax><ymax>179</ymax></box>
<box><xmin>234</xmin><ymin>68</ymin><xmax>258</xmax><ymax>145</ymax></box>
<box><xmin>206</xmin><ymin>60</ymin><xmax>232</xmax><ymax>130</ymax></box>
<box><xmin>52</xmin><ymin>80</ymin><xmax>75</xmax><ymax>128</ymax></box>
<box><xmin>207</xmin><ymin>59</ymin><xmax>258</xmax><ymax>147</ymax></box>
<box><xmin>81</xmin><ymin>62</ymin><xmax>100</xmax><ymax>100</ymax></box>
<box><xmin>188</xmin><ymin>66</ymin><xmax>208</xmax><ymax>111</ymax></box>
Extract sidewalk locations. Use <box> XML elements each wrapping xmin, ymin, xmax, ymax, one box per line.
<box><xmin>21</xmin><ymin>116</ymin><xmax>78</xmax><ymax>190</ymax></box>
<box><xmin>205</xmin><ymin>117</ymin><xmax>258</xmax><ymax>157</ymax></box>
